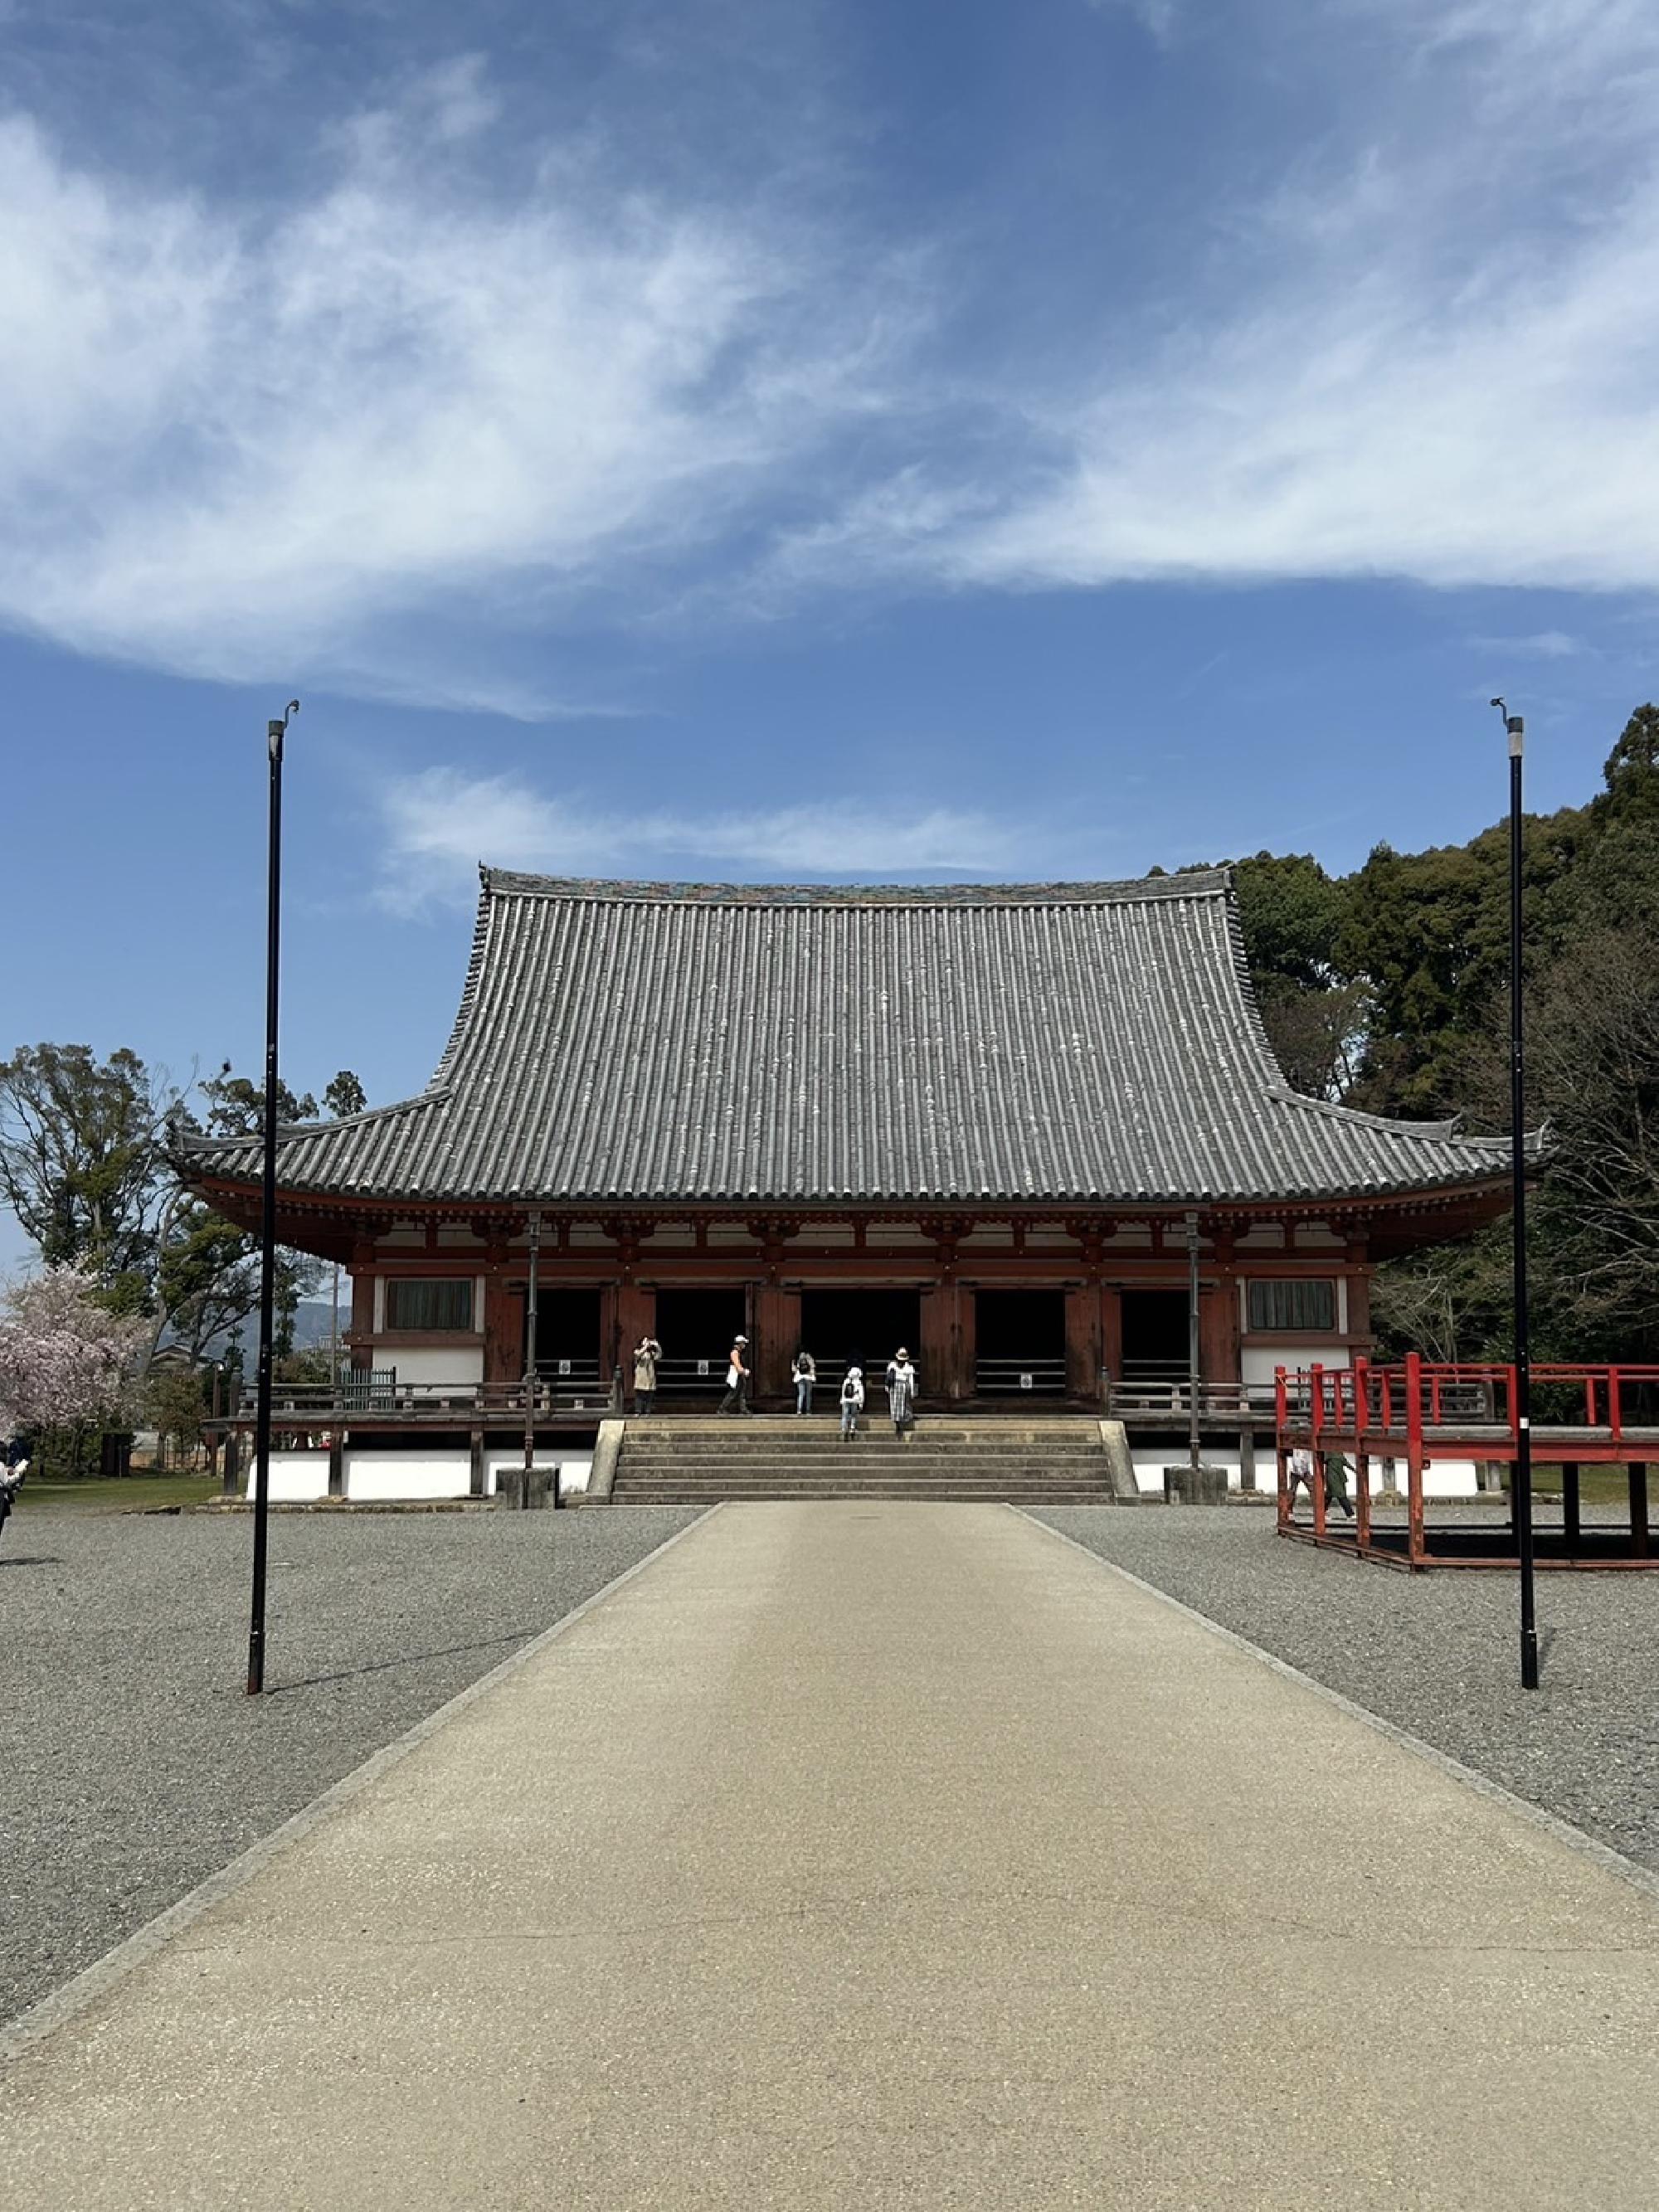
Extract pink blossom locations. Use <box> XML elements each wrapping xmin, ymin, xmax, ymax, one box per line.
<box><xmin>0</xmin><ymin>1266</ymin><xmax>149</xmax><ymax>1435</ymax></box>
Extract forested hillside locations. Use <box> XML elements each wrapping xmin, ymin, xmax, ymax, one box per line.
<box><xmin>1223</xmin><ymin>706</ymin><xmax>1659</xmax><ymax>1365</ymax></box>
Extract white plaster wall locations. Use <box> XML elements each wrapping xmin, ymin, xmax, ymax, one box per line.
<box><xmin>483</xmin><ymin>1448</ymin><xmax>591</xmax><ymax>1496</ymax></box>
<box><xmin>377</xmin><ymin>1345</ymin><xmax>484</xmax><ymax>1387</ymax></box>
<box><xmin>247</xmin><ymin>1450</ymin><xmax>329</xmax><ymax>1502</ymax></box>
<box><xmin>1127</xmin><ymin>1445</ymin><xmax>1480</xmax><ymax>1499</ymax></box>
<box><xmin>1241</xmin><ymin>1344</ymin><xmax>1345</xmax><ymax>1390</ymax></box>
<box><xmin>347</xmin><ymin>1451</ymin><xmax>470</xmax><ymax>1500</ymax></box>
<box><xmin>1131</xmin><ymin>1446</ymin><xmax>1252</xmax><ymax>1494</ymax></box>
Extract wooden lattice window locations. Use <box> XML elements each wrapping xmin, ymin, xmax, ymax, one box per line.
<box><xmin>1246</xmin><ymin>1278</ymin><xmax>1336</xmax><ymax>1333</ymax></box>
<box><xmin>385</xmin><ymin>1277</ymin><xmax>475</xmax><ymax>1332</ymax></box>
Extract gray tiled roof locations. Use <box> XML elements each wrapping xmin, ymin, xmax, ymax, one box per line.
<box><xmin>184</xmin><ymin>868</ymin><xmax>1515</xmax><ymax>1208</ymax></box>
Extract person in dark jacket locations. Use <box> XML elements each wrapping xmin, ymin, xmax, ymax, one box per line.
<box><xmin>1321</xmin><ymin>1448</ymin><xmax>1356</xmax><ymax>1519</ymax></box>
<box><xmin>718</xmin><ymin>1336</ymin><xmax>752</xmax><ymax>1416</ymax></box>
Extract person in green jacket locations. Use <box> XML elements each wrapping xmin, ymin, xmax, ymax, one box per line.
<box><xmin>1321</xmin><ymin>1449</ymin><xmax>1356</xmax><ymax>1519</ymax></box>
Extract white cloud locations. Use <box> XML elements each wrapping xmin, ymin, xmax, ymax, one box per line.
<box><xmin>0</xmin><ymin>91</ymin><xmax>906</xmax><ymax>693</ymax></box>
<box><xmin>376</xmin><ymin>766</ymin><xmax>1028</xmax><ymax>912</ymax></box>
<box><xmin>1469</xmin><ymin>630</ymin><xmax>1584</xmax><ymax>660</ymax></box>
<box><xmin>781</xmin><ymin>6</ymin><xmax>1659</xmax><ymax>603</ymax></box>
<box><xmin>1084</xmin><ymin>0</ymin><xmax>1180</xmax><ymax>45</ymax></box>
<box><xmin>6</xmin><ymin>6</ymin><xmax>1659</xmax><ymax>703</ymax></box>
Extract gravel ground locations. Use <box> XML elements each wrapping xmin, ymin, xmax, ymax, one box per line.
<box><xmin>1030</xmin><ymin>1505</ymin><xmax>1659</xmax><ymax>1874</ymax></box>
<box><xmin>0</xmin><ymin>1505</ymin><xmax>702</xmax><ymax>2025</ymax></box>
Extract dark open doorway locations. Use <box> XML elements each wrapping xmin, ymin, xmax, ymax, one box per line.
<box><xmin>973</xmin><ymin>1289</ymin><xmax>1067</xmax><ymax>1397</ymax></box>
<box><xmin>799</xmin><ymin>1289</ymin><xmax>922</xmax><ymax>1393</ymax></box>
<box><xmin>529</xmin><ymin>1289</ymin><xmax>602</xmax><ymax>1386</ymax></box>
<box><xmin>1119</xmin><ymin>1289</ymin><xmax>1190</xmax><ymax>1397</ymax></box>
<box><xmin>653</xmin><ymin>1288</ymin><xmax>748</xmax><ymax>1399</ymax></box>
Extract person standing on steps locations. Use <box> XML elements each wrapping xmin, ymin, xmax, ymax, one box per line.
<box><xmin>718</xmin><ymin>1335</ymin><xmax>752</xmax><ymax>1417</ymax></box>
<box><xmin>792</xmin><ymin>1349</ymin><xmax>816</xmax><ymax>1416</ymax></box>
<box><xmin>839</xmin><ymin>1364</ymin><xmax>864</xmax><ymax>1441</ymax></box>
<box><xmin>885</xmin><ymin>1347</ymin><xmax>917</xmax><ymax>1439</ymax></box>
<box><xmin>632</xmin><ymin>1333</ymin><xmax>662</xmax><ymax>1417</ymax></box>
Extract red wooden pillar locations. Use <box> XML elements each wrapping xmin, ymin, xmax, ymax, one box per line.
<box><xmin>1345</xmin><ymin>1237</ymin><xmax>1373</xmax><ymax>1351</ymax></box>
<box><xmin>919</xmin><ymin>1285</ymin><xmax>955</xmax><ymax>1403</ymax></box>
<box><xmin>482</xmin><ymin>1276</ymin><xmax>523</xmax><ymax>1387</ymax></box>
<box><xmin>956</xmin><ymin>1286</ymin><xmax>980</xmax><ymax>1400</ymax></box>
<box><xmin>349</xmin><ymin>1252</ymin><xmax>377</xmax><ymax>1373</ymax></box>
<box><xmin>752</xmin><ymin>1284</ymin><xmax>799</xmax><ymax>1402</ymax></box>
<box><xmin>598</xmin><ymin>1286</ymin><xmax>622</xmax><ymax>1383</ymax></box>
<box><xmin>1099</xmin><ymin>1286</ymin><xmax>1123</xmax><ymax>1399</ymax></box>
<box><xmin>1199</xmin><ymin>1281</ymin><xmax>1239</xmax><ymax>1383</ymax></box>
<box><xmin>615</xmin><ymin>1285</ymin><xmax>657</xmax><ymax>1408</ymax></box>
<box><xmin>1063</xmin><ymin>1286</ymin><xmax>1102</xmax><ymax>1401</ymax></box>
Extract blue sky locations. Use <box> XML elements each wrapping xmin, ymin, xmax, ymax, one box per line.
<box><xmin>5</xmin><ymin>0</ymin><xmax>1659</xmax><ymax>1267</ymax></box>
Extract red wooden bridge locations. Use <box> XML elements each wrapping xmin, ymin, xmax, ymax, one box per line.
<box><xmin>1274</xmin><ymin>1354</ymin><xmax>1659</xmax><ymax>1569</ymax></box>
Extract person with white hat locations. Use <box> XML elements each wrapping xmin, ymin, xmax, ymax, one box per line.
<box><xmin>839</xmin><ymin>1364</ymin><xmax>864</xmax><ymax>1441</ymax></box>
<box><xmin>884</xmin><ymin>1347</ymin><xmax>917</xmax><ymax>1437</ymax></box>
<box><xmin>718</xmin><ymin>1335</ymin><xmax>752</xmax><ymax>1417</ymax></box>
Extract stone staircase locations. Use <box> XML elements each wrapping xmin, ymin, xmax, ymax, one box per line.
<box><xmin>606</xmin><ymin>1415</ymin><xmax>1131</xmax><ymax>1505</ymax></box>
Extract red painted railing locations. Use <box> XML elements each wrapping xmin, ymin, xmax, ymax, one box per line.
<box><xmin>1275</xmin><ymin>1359</ymin><xmax>1659</xmax><ymax>1460</ymax></box>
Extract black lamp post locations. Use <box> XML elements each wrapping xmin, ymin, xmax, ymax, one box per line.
<box><xmin>246</xmin><ymin>699</ymin><xmax>299</xmax><ymax>1697</ymax></box>
<box><xmin>1185</xmin><ymin>1209</ymin><xmax>1204</xmax><ymax>1475</ymax></box>
<box><xmin>1491</xmin><ymin>698</ymin><xmax>1539</xmax><ymax>1690</ymax></box>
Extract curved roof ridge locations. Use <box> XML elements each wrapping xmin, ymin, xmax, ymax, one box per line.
<box><xmin>179</xmin><ymin>1090</ymin><xmax>444</xmax><ymax>1165</ymax></box>
<box><xmin>480</xmin><ymin>867</ymin><xmax>1233</xmax><ymax>907</ymax></box>
<box><xmin>1265</xmin><ymin>1086</ymin><xmax>1515</xmax><ymax>1150</ymax></box>
<box><xmin>427</xmin><ymin>873</ymin><xmax>498</xmax><ymax>1089</ymax></box>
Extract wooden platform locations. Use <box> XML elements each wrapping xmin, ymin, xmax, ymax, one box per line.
<box><xmin>1275</xmin><ymin>1355</ymin><xmax>1659</xmax><ymax>1570</ymax></box>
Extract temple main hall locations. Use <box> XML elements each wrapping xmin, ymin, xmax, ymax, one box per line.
<box><xmin>187</xmin><ymin>868</ymin><xmax>1512</xmax><ymax>1452</ymax></box>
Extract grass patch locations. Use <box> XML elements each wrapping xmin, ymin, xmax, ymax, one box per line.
<box><xmin>16</xmin><ymin>1472</ymin><xmax>221</xmax><ymax>1515</ymax></box>
<box><xmin>1525</xmin><ymin>1465</ymin><xmax>1645</xmax><ymax>1506</ymax></box>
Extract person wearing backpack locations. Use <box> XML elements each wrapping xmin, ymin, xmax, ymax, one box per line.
<box><xmin>839</xmin><ymin>1365</ymin><xmax>864</xmax><ymax>1441</ymax></box>
<box><xmin>792</xmin><ymin>1349</ymin><xmax>817</xmax><ymax>1416</ymax></box>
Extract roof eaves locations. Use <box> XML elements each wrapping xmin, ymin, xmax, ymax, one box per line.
<box><xmin>178</xmin><ymin>1091</ymin><xmax>448</xmax><ymax>1174</ymax></box>
<box><xmin>1264</xmin><ymin>1087</ymin><xmax>1513</xmax><ymax>1151</ymax></box>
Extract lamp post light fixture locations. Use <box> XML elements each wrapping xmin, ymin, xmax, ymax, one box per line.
<box><xmin>246</xmin><ymin>698</ymin><xmax>299</xmax><ymax>1698</ymax></box>
<box><xmin>1491</xmin><ymin>697</ymin><xmax>1539</xmax><ymax>1692</ymax></box>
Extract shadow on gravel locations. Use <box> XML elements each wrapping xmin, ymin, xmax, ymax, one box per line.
<box><xmin>0</xmin><ymin>1555</ymin><xmax>64</xmax><ymax>1568</ymax></box>
<box><xmin>265</xmin><ymin>1629</ymin><xmax>533</xmax><ymax>1696</ymax></box>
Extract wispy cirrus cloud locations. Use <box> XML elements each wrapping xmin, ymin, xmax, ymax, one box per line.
<box><xmin>1469</xmin><ymin>630</ymin><xmax>1585</xmax><ymax>660</ymax></box>
<box><xmin>0</xmin><ymin>63</ymin><xmax>917</xmax><ymax>699</ymax></box>
<box><xmin>6</xmin><ymin>2</ymin><xmax>1659</xmax><ymax>714</ymax></box>
<box><xmin>776</xmin><ymin>3</ymin><xmax>1659</xmax><ymax>604</ymax></box>
<box><xmin>375</xmin><ymin>766</ymin><xmax>1029</xmax><ymax>912</ymax></box>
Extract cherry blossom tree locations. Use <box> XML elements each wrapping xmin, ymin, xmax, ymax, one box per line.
<box><xmin>0</xmin><ymin>1266</ymin><xmax>149</xmax><ymax>1438</ymax></box>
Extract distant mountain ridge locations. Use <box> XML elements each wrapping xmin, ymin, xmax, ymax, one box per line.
<box><xmin>165</xmin><ymin>1296</ymin><xmax>348</xmax><ymax>1364</ymax></box>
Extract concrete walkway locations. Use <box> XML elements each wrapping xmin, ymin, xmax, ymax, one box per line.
<box><xmin>6</xmin><ymin>1505</ymin><xmax>1659</xmax><ymax>2209</ymax></box>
